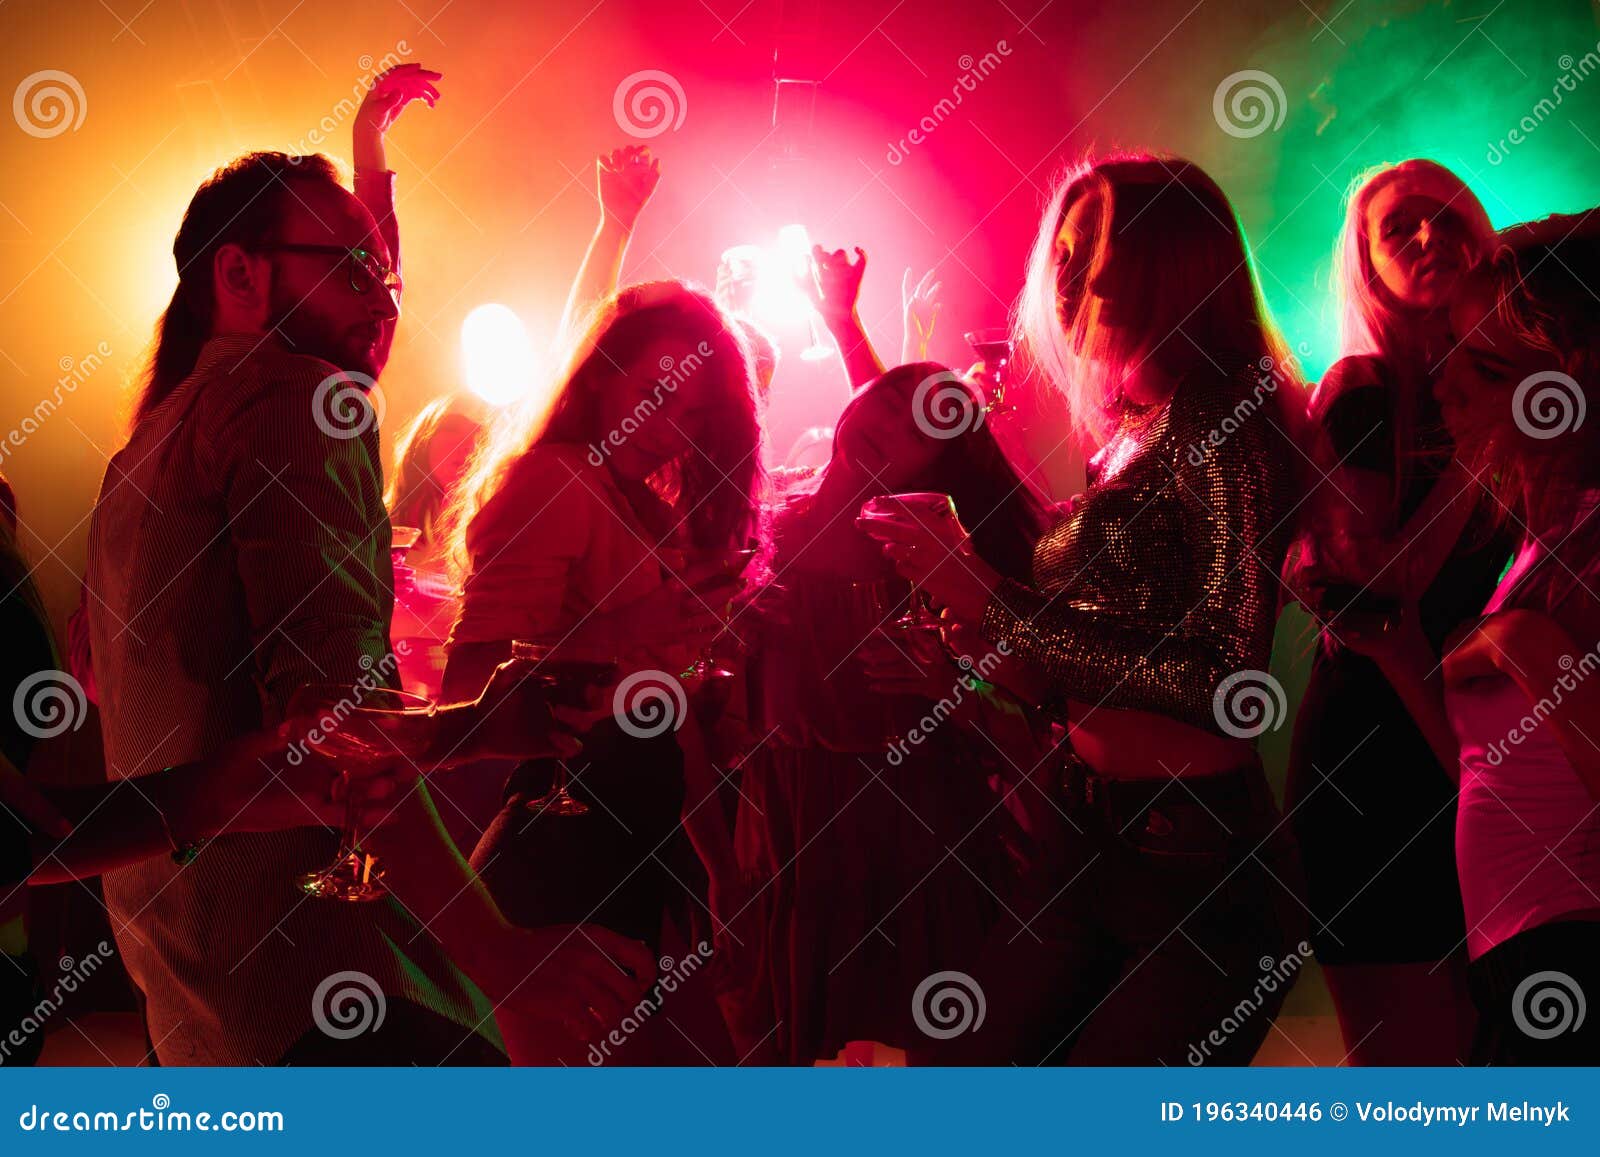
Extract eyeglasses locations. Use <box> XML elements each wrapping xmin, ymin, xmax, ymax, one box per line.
<box><xmin>259</xmin><ymin>244</ymin><xmax>402</xmax><ymax>299</ymax></box>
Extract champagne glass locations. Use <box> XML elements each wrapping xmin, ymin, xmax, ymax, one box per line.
<box><xmin>508</xmin><ymin>641</ymin><xmax>618</xmax><ymax>818</ymax></box>
<box><xmin>964</xmin><ymin>327</ymin><xmax>1015</xmax><ymax>415</ymax></box>
<box><xmin>659</xmin><ymin>542</ymin><xmax>759</xmax><ymax>683</ymax></box>
<box><xmin>390</xmin><ymin>524</ymin><xmax>421</xmax><ymax>609</ymax></box>
<box><xmin>287</xmin><ymin>683</ymin><xmax>435</xmax><ymax>902</ymax></box>
<box><xmin>857</xmin><ymin>492</ymin><xmax>959</xmax><ymax>631</ymax></box>
<box><xmin>390</xmin><ymin>524</ymin><xmax>422</xmax><ymax>555</ymax></box>
<box><xmin>688</xmin><ymin>543</ymin><xmax>760</xmax><ymax>682</ymax></box>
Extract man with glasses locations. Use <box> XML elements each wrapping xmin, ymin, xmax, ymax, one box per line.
<box><xmin>78</xmin><ymin>59</ymin><xmax>522</xmax><ymax>1064</ymax></box>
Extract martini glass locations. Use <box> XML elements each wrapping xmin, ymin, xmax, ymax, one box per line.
<box><xmin>688</xmin><ymin>544</ymin><xmax>760</xmax><ymax>681</ymax></box>
<box><xmin>508</xmin><ymin>641</ymin><xmax>619</xmax><ymax>818</ymax></box>
<box><xmin>288</xmin><ymin>683</ymin><xmax>435</xmax><ymax>902</ymax></box>
<box><xmin>857</xmin><ymin>492</ymin><xmax>960</xmax><ymax>631</ymax></box>
<box><xmin>965</xmin><ymin>327</ymin><xmax>1015</xmax><ymax>415</ymax></box>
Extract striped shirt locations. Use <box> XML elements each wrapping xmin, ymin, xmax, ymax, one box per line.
<box><xmin>85</xmin><ymin>334</ymin><xmax>501</xmax><ymax>1064</ymax></box>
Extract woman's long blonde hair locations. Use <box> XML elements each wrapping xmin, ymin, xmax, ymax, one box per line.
<box><xmin>1017</xmin><ymin>153</ymin><xmax>1299</xmax><ymax>445</ymax></box>
<box><xmin>1334</xmin><ymin>159</ymin><xmax>1494</xmax><ymax>365</ymax></box>
<box><xmin>1333</xmin><ymin>160</ymin><xmax>1496</xmax><ymax>515</ymax></box>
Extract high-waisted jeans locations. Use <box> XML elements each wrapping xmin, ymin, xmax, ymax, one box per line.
<box><xmin>917</xmin><ymin>756</ymin><xmax>1309</xmax><ymax>1066</ymax></box>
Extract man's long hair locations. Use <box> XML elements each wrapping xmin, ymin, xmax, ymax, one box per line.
<box><xmin>133</xmin><ymin>152</ymin><xmax>344</xmax><ymax>430</ymax></box>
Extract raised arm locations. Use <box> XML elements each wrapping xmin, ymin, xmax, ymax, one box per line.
<box><xmin>900</xmin><ymin>267</ymin><xmax>942</xmax><ymax>366</ymax></box>
<box><xmin>351</xmin><ymin>63</ymin><xmax>441</xmax><ymax>279</ymax></box>
<box><xmin>559</xmin><ymin>146</ymin><xmax>661</xmax><ymax>341</ymax></box>
<box><xmin>804</xmin><ymin>244</ymin><xmax>886</xmax><ymax>390</ymax></box>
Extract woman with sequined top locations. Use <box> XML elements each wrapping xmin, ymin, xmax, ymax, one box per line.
<box><xmin>873</xmin><ymin>155</ymin><xmax>1311</xmax><ymax>1065</ymax></box>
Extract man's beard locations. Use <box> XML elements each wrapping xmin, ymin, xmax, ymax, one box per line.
<box><xmin>268</xmin><ymin>289</ymin><xmax>385</xmax><ymax>380</ymax></box>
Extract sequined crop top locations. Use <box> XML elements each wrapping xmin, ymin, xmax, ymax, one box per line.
<box><xmin>979</xmin><ymin>363</ymin><xmax>1298</xmax><ymax>735</ymax></box>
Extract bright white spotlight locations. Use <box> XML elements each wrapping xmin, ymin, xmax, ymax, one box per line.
<box><xmin>749</xmin><ymin>223</ymin><xmax>817</xmax><ymax>327</ymax></box>
<box><xmin>461</xmin><ymin>303</ymin><xmax>535</xmax><ymax>407</ymax></box>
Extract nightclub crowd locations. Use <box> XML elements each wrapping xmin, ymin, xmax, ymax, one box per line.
<box><xmin>2</xmin><ymin>61</ymin><xmax>1598</xmax><ymax>1069</ymax></box>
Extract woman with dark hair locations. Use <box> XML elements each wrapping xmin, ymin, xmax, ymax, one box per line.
<box><xmin>872</xmin><ymin>154</ymin><xmax>1309</xmax><ymax>1065</ymax></box>
<box><xmin>1285</xmin><ymin>159</ymin><xmax>1505</xmax><ymax>1064</ymax></box>
<box><xmin>1345</xmin><ymin>211</ymin><xmax>1600</xmax><ymax>1064</ymax></box>
<box><xmin>438</xmin><ymin>279</ymin><xmax>766</xmax><ymax>1063</ymax></box>
<box><xmin>719</xmin><ymin>358</ymin><xmax>1053</xmax><ymax>1064</ymax></box>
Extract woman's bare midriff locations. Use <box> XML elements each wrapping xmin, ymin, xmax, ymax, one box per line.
<box><xmin>1065</xmin><ymin>700</ymin><xmax>1256</xmax><ymax>778</ymax></box>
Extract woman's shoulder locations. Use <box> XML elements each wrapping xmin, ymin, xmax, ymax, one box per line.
<box><xmin>1164</xmin><ymin>357</ymin><xmax>1294</xmax><ymax>455</ymax></box>
<box><xmin>494</xmin><ymin>442</ymin><xmax>612</xmax><ymax>500</ymax></box>
<box><xmin>470</xmin><ymin>442</ymin><xmax>610</xmax><ymax>551</ymax></box>
<box><xmin>1309</xmin><ymin>354</ymin><xmax>1391</xmax><ymax>421</ymax></box>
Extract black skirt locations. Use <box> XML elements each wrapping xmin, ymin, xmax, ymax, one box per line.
<box><xmin>467</xmin><ymin>720</ymin><xmax>686</xmax><ymax>949</ymax></box>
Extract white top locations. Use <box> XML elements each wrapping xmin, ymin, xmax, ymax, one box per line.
<box><xmin>1448</xmin><ymin>492</ymin><xmax>1600</xmax><ymax>959</ymax></box>
<box><xmin>1449</xmin><ymin>673</ymin><xmax>1600</xmax><ymax>959</ymax></box>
